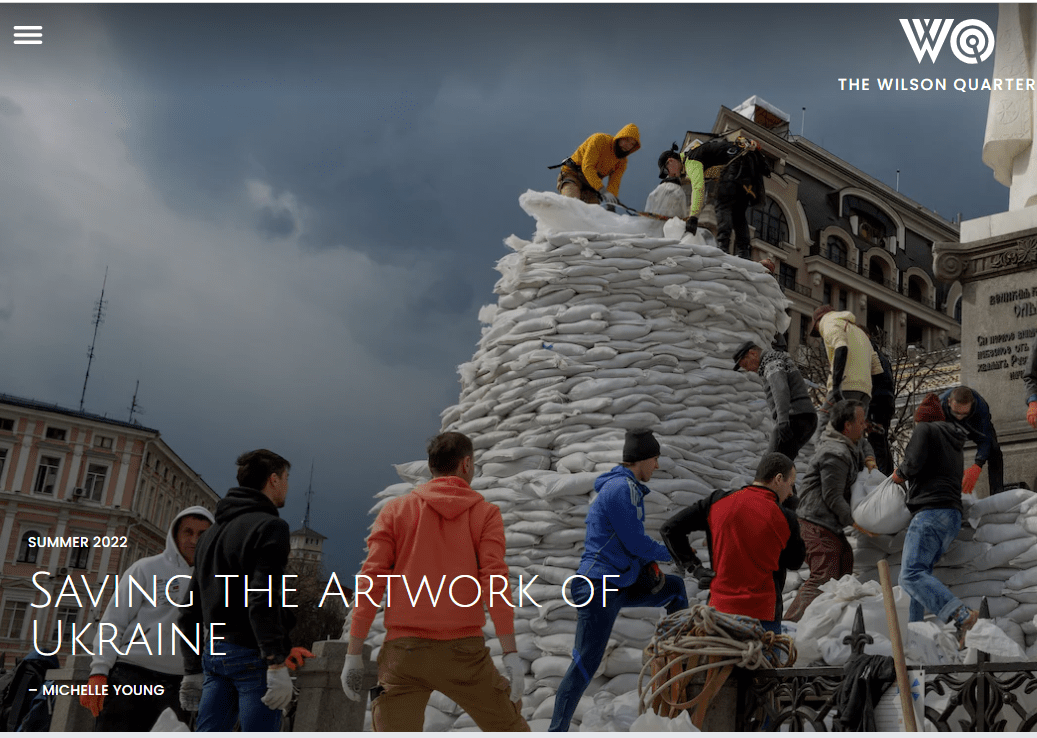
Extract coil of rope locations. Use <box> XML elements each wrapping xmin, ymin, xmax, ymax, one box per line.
<box><xmin>638</xmin><ymin>604</ymin><xmax>796</xmax><ymax>727</ymax></box>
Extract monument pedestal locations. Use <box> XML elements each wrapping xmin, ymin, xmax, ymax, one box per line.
<box><xmin>934</xmin><ymin>212</ymin><xmax>1037</xmax><ymax>494</ymax></box>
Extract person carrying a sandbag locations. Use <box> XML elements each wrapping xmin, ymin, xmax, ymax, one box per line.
<box><xmin>784</xmin><ymin>400</ymin><xmax>876</xmax><ymax>622</ymax></box>
<box><xmin>891</xmin><ymin>393</ymin><xmax>979</xmax><ymax>646</ymax></box>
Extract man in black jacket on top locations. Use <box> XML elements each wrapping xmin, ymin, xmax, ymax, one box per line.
<box><xmin>178</xmin><ymin>449</ymin><xmax>311</xmax><ymax>731</ymax></box>
<box><xmin>892</xmin><ymin>394</ymin><xmax>978</xmax><ymax>645</ymax></box>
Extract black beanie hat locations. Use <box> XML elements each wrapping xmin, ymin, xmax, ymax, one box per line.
<box><xmin>657</xmin><ymin>143</ymin><xmax>681</xmax><ymax>178</ymax></box>
<box><xmin>623</xmin><ymin>428</ymin><xmax>661</xmax><ymax>463</ymax></box>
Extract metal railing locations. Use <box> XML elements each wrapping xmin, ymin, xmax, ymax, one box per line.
<box><xmin>736</xmin><ymin>598</ymin><xmax>1037</xmax><ymax>731</ymax></box>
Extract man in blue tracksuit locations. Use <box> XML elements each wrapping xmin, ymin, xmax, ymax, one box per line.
<box><xmin>549</xmin><ymin>428</ymin><xmax>688</xmax><ymax>732</ymax></box>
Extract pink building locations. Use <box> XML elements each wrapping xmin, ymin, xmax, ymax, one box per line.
<box><xmin>0</xmin><ymin>393</ymin><xmax>219</xmax><ymax>661</ymax></box>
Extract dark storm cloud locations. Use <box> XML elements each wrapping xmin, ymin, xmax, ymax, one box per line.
<box><xmin>0</xmin><ymin>3</ymin><xmax>1009</xmax><ymax>574</ymax></box>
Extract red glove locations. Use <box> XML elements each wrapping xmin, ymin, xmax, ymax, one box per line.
<box><xmin>1028</xmin><ymin>401</ymin><xmax>1037</xmax><ymax>429</ymax></box>
<box><xmin>285</xmin><ymin>647</ymin><xmax>315</xmax><ymax>671</ymax></box>
<box><xmin>80</xmin><ymin>674</ymin><xmax>107</xmax><ymax>717</ymax></box>
<box><xmin>891</xmin><ymin>470</ymin><xmax>905</xmax><ymax>486</ymax></box>
<box><xmin>962</xmin><ymin>464</ymin><xmax>983</xmax><ymax>495</ymax></box>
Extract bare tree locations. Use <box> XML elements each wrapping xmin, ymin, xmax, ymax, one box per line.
<box><xmin>285</xmin><ymin>559</ymin><xmax>348</xmax><ymax>650</ymax></box>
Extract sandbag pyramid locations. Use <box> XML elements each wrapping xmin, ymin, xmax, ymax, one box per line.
<box><xmin>354</xmin><ymin>191</ymin><xmax>792</xmax><ymax>729</ymax></box>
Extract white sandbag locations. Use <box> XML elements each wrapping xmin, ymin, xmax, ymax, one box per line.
<box><xmin>852</xmin><ymin>476</ymin><xmax>912</xmax><ymax>535</ymax></box>
<box><xmin>424</xmin><ymin>705</ymin><xmax>457</xmax><ymax>731</ymax></box>
<box><xmin>939</xmin><ymin>539</ymin><xmax>992</xmax><ymax>567</ymax></box>
<box><xmin>967</xmin><ymin>488</ymin><xmax>1037</xmax><ymax>524</ymax></box>
<box><xmin>962</xmin><ymin>620</ymin><xmax>1027</xmax><ymax>662</ymax></box>
<box><xmin>1006</xmin><ymin>567</ymin><xmax>1037</xmax><ymax>591</ymax></box>
<box><xmin>961</xmin><ymin>596</ymin><xmax>1019</xmax><ymax>619</ymax></box>
<box><xmin>393</xmin><ymin>460</ymin><xmax>430</xmax><ymax>484</ymax></box>
<box><xmin>602</xmin><ymin>672</ymin><xmax>640</xmax><ymax>695</ymax></box>
<box><xmin>629</xmin><ymin>710</ymin><xmax>697</xmax><ymax>732</ymax></box>
<box><xmin>603</xmin><ymin>646</ymin><xmax>644</xmax><ymax>677</ymax></box>
<box><xmin>974</xmin><ymin>523</ymin><xmax>1030</xmax><ymax>544</ymax></box>
<box><xmin>850</xmin><ymin>468</ymin><xmax>886</xmax><ymax>510</ymax></box>
<box><xmin>151</xmin><ymin>708</ymin><xmax>189</xmax><ymax>732</ymax></box>
<box><xmin>971</xmin><ymin>537</ymin><xmax>1033</xmax><ymax>570</ymax></box>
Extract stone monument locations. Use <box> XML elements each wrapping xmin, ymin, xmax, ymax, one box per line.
<box><xmin>934</xmin><ymin>4</ymin><xmax>1037</xmax><ymax>493</ymax></box>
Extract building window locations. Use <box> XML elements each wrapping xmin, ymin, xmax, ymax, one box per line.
<box><xmin>33</xmin><ymin>455</ymin><xmax>61</xmax><ymax>495</ymax></box>
<box><xmin>94</xmin><ymin>435</ymin><xmax>114</xmax><ymax>450</ymax></box>
<box><xmin>823</xmin><ymin>282</ymin><xmax>833</xmax><ymax>306</ymax></box>
<box><xmin>800</xmin><ymin>314</ymin><xmax>811</xmax><ymax>341</ymax></box>
<box><xmin>1</xmin><ymin>600</ymin><xmax>29</xmax><ymax>640</ymax></box>
<box><xmin>826</xmin><ymin>236</ymin><xmax>848</xmax><ymax>267</ymax></box>
<box><xmin>52</xmin><ymin>606</ymin><xmax>79</xmax><ymax>642</ymax></box>
<box><xmin>778</xmin><ymin>263</ymin><xmax>797</xmax><ymax>291</ymax></box>
<box><xmin>0</xmin><ymin>447</ymin><xmax>7</xmax><ymax>485</ymax></box>
<box><xmin>838</xmin><ymin>289</ymin><xmax>848</xmax><ymax>311</ymax></box>
<box><xmin>0</xmin><ymin>417</ymin><xmax>13</xmax><ymax>432</ymax></box>
<box><xmin>16</xmin><ymin>530</ymin><xmax>41</xmax><ymax>563</ymax></box>
<box><xmin>45</xmin><ymin>427</ymin><xmax>67</xmax><ymax>441</ymax></box>
<box><xmin>69</xmin><ymin>545</ymin><xmax>90</xmax><ymax>570</ymax></box>
<box><xmin>83</xmin><ymin>463</ymin><xmax>108</xmax><ymax>502</ymax></box>
<box><xmin>749</xmin><ymin>197</ymin><xmax>789</xmax><ymax>246</ymax></box>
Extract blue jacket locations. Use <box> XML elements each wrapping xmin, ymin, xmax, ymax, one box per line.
<box><xmin>577</xmin><ymin>465</ymin><xmax>671</xmax><ymax>587</ymax></box>
<box><xmin>940</xmin><ymin>389</ymin><xmax>997</xmax><ymax>466</ymax></box>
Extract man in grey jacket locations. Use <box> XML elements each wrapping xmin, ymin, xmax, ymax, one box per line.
<box><xmin>784</xmin><ymin>400</ymin><xmax>872</xmax><ymax>621</ymax></box>
<box><xmin>733</xmin><ymin>341</ymin><xmax>818</xmax><ymax>462</ymax></box>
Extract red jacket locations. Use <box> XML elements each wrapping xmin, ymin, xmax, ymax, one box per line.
<box><xmin>350</xmin><ymin>476</ymin><xmax>515</xmax><ymax>642</ymax></box>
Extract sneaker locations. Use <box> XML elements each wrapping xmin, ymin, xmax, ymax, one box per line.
<box><xmin>954</xmin><ymin>607</ymin><xmax>979</xmax><ymax>649</ymax></box>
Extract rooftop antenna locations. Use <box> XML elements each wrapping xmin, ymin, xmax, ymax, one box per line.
<box><xmin>302</xmin><ymin>460</ymin><xmax>315</xmax><ymax>529</ymax></box>
<box><xmin>801</xmin><ymin>107</ymin><xmax>806</xmax><ymax>136</ymax></box>
<box><xmin>128</xmin><ymin>380</ymin><xmax>145</xmax><ymax>423</ymax></box>
<box><xmin>896</xmin><ymin>169</ymin><xmax>901</xmax><ymax>192</ymax></box>
<box><xmin>79</xmin><ymin>267</ymin><xmax>108</xmax><ymax>412</ymax></box>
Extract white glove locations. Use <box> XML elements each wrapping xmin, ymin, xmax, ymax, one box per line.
<box><xmin>599</xmin><ymin>189</ymin><xmax>619</xmax><ymax>207</ymax></box>
<box><xmin>179</xmin><ymin>673</ymin><xmax>204</xmax><ymax>712</ymax></box>
<box><xmin>340</xmin><ymin>653</ymin><xmax>365</xmax><ymax>701</ymax></box>
<box><xmin>501</xmin><ymin>652</ymin><xmax>525</xmax><ymax>702</ymax></box>
<box><xmin>260</xmin><ymin>666</ymin><xmax>294</xmax><ymax>711</ymax></box>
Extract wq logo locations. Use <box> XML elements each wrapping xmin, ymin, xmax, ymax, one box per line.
<box><xmin>899</xmin><ymin>19</ymin><xmax>995</xmax><ymax>64</ymax></box>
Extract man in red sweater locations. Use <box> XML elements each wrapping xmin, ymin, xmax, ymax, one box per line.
<box><xmin>340</xmin><ymin>432</ymin><xmax>528</xmax><ymax>731</ymax></box>
<box><xmin>661</xmin><ymin>452</ymin><xmax>806</xmax><ymax>633</ymax></box>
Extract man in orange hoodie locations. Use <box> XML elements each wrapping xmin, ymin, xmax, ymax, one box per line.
<box><xmin>340</xmin><ymin>432</ymin><xmax>528</xmax><ymax>731</ymax></box>
<box><xmin>553</xmin><ymin>124</ymin><xmax>641</xmax><ymax>206</ymax></box>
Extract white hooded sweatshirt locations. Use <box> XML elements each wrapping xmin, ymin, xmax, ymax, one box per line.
<box><xmin>89</xmin><ymin>505</ymin><xmax>215</xmax><ymax>677</ymax></box>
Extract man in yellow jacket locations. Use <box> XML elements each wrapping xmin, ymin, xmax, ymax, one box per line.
<box><xmin>808</xmin><ymin>305</ymin><xmax>884</xmax><ymax>455</ymax></box>
<box><xmin>554</xmin><ymin>124</ymin><xmax>641</xmax><ymax>206</ymax></box>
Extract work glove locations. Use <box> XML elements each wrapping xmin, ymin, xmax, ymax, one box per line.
<box><xmin>179</xmin><ymin>673</ymin><xmax>204</xmax><ymax>712</ymax></box>
<box><xmin>690</xmin><ymin>565</ymin><xmax>715</xmax><ymax>590</ymax></box>
<box><xmin>284</xmin><ymin>647</ymin><xmax>315</xmax><ymax>671</ymax></box>
<box><xmin>79</xmin><ymin>674</ymin><xmax>107</xmax><ymax>717</ymax></box>
<box><xmin>685</xmin><ymin>216</ymin><xmax>698</xmax><ymax>235</ymax></box>
<box><xmin>261</xmin><ymin>666</ymin><xmax>294</xmax><ymax>712</ymax></box>
<box><xmin>501</xmin><ymin>652</ymin><xmax>525</xmax><ymax>703</ymax></box>
<box><xmin>340</xmin><ymin>653</ymin><xmax>365</xmax><ymax>702</ymax></box>
<box><xmin>598</xmin><ymin>189</ymin><xmax>619</xmax><ymax>207</ymax></box>
<box><xmin>864</xmin><ymin>457</ymin><xmax>878</xmax><ymax>472</ymax></box>
<box><xmin>891</xmin><ymin>469</ymin><xmax>906</xmax><ymax>486</ymax></box>
<box><xmin>962</xmin><ymin>464</ymin><xmax>983</xmax><ymax>495</ymax></box>
<box><xmin>1028</xmin><ymin>401</ymin><xmax>1037</xmax><ymax>429</ymax></box>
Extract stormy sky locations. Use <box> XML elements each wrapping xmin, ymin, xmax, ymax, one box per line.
<box><xmin>0</xmin><ymin>4</ymin><xmax>1008</xmax><ymax>573</ymax></box>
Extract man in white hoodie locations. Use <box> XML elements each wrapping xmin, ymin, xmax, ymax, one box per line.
<box><xmin>80</xmin><ymin>505</ymin><xmax>214</xmax><ymax>731</ymax></box>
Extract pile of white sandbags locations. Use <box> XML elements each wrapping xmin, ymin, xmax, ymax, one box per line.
<box><xmin>351</xmin><ymin>191</ymin><xmax>792</xmax><ymax>730</ymax></box>
<box><xmin>845</xmin><ymin>486</ymin><xmax>1037</xmax><ymax>662</ymax></box>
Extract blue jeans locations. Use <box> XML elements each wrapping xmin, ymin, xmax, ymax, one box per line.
<box><xmin>548</xmin><ymin>573</ymin><xmax>688</xmax><ymax>732</ymax></box>
<box><xmin>196</xmin><ymin>642</ymin><xmax>282</xmax><ymax>732</ymax></box>
<box><xmin>899</xmin><ymin>508</ymin><xmax>964</xmax><ymax>623</ymax></box>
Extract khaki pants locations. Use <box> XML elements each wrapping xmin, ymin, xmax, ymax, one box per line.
<box><xmin>557</xmin><ymin>167</ymin><xmax>601</xmax><ymax>204</ymax></box>
<box><xmin>372</xmin><ymin>636</ymin><xmax>529</xmax><ymax>732</ymax></box>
